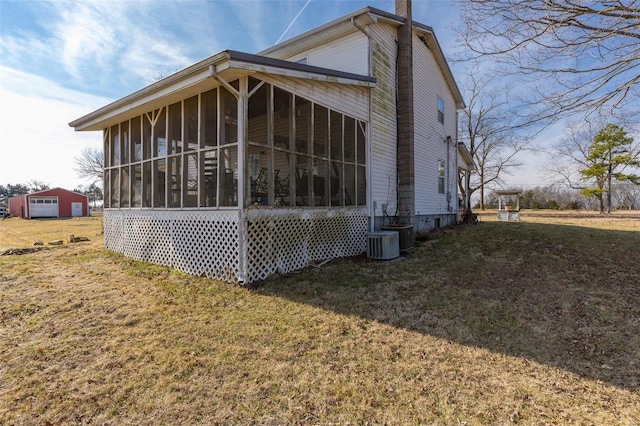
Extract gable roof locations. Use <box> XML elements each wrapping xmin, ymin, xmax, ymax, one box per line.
<box><xmin>69</xmin><ymin>50</ymin><xmax>375</xmax><ymax>132</ymax></box>
<box><xmin>259</xmin><ymin>6</ymin><xmax>465</xmax><ymax>109</ymax></box>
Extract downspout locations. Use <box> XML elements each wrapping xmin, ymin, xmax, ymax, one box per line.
<box><xmin>209</xmin><ymin>65</ymin><xmax>247</xmax><ymax>283</ymax></box>
<box><xmin>446</xmin><ymin>136</ymin><xmax>451</xmax><ymax>213</ymax></box>
<box><xmin>351</xmin><ymin>16</ymin><xmax>374</xmax><ymax>231</ymax></box>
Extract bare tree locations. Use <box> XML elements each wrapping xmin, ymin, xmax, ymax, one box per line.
<box><xmin>613</xmin><ymin>182</ymin><xmax>640</xmax><ymax>209</ymax></box>
<box><xmin>74</xmin><ymin>147</ymin><xmax>104</xmax><ymax>183</ymax></box>
<box><xmin>27</xmin><ymin>180</ymin><xmax>50</xmax><ymax>192</ymax></box>
<box><xmin>457</xmin><ymin>0</ymin><xmax>640</xmax><ymax>122</ymax></box>
<box><xmin>458</xmin><ymin>72</ymin><xmax>532</xmax><ymax>209</ymax></box>
<box><xmin>546</xmin><ymin>121</ymin><xmax>597</xmax><ymax>189</ymax></box>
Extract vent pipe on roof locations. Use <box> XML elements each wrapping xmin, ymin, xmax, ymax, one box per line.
<box><xmin>396</xmin><ymin>0</ymin><xmax>414</xmax><ymax>226</ymax></box>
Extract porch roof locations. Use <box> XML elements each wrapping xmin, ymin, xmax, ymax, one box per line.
<box><xmin>69</xmin><ymin>50</ymin><xmax>375</xmax><ymax>132</ymax></box>
<box><xmin>457</xmin><ymin>142</ymin><xmax>476</xmax><ymax>170</ymax></box>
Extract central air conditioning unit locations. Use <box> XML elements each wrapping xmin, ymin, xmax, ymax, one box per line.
<box><xmin>381</xmin><ymin>224</ymin><xmax>414</xmax><ymax>252</ymax></box>
<box><xmin>367</xmin><ymin>231</ymin><xmax>400</xmax><ymax>260</ymax></box>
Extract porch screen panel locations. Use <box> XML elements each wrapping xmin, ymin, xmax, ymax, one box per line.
<box><xmin>110</xmin><ymin>168</ymin><xmax>120</xmax><ymax>208</ymax></box>
<box><xmin>111</xmin><ymin>124</ymin><xmax>120</xmax><ymax>166</ymax></box>
<box><xmin>120</xmin><ymin>166</ymin><xmax>130</xmax><ymax>208</ymax></box>
<box><xmin>184</xmin><ymin>153</ymin><xmax>198</xmax><ymax>207</ymax></box>
<box><xmin>273</xmin><ymin>149</ymin><xmax>291</xmax><ymax>206</ymax></box>
<box><xmin>248</xmin><ymin>80</ymin><xmax>269</xmax><ymax>146</ymax></box>
<box><xmin>344</xmin><ymin>164</ymin><xmax>355</xmax><ymax>206</ymax></box>
<box><xmin>313</xmin><ymin>104</ymin><xmax>328</xmax><ymax>158</ymax></box>
<box><xmin>143</xmin><ymin>115</ymin><xmax>152</xmax><ymax>160</ymax></box>
<box><xmin>132</xmin><ymin>116</ymin><xmax>142</xmax><ymax>162</ymax></box>
<box><xmin>132</xmin><ymin>164</ymin><xmax>142</xmax><ymax>207</ymax></box>
<box><xmin>295</xmin><ymin>97</ymin><xmax>311</xmax><ymax>155</ymax></box>
<box><xmin>357</xmin><ymin>121</ymin><xmax>365</xmax><ymax>165</ymax></box>
<box><xmin>344</xmin><ymin>117</ymin><xmax>355</xmax><ymax>163</ymax></box>
<box><xmin>153</xmin><ymin>158</ymin><xmax>166</xmax><ymax>208</ymax></box>
<box><xmin>330</xmin><ymin>161</ymin><xmax>342</xmax><ymax>206</ymax></box>
<box><xmin>154</xmin><ymin>108</ymin><xmax>167</xmax><ymax>157</ymax></box>
<box><xmin>315</xmin><ymin>158</ymin><xmax>329</xmax><ymax>207</ymax></box>
<box><xmin>220</xmin><ymin>146</ymin><xmax>237</xmax><ymax>207</ymax></box>
<box><xmin>248</xmin><ymin>145</ymin><xmax>269</xmax><ymax>205</ymax></box>
<box><xmin>121</xmin><ymin>120</ymin><xmax>130</xmax><ymax>165</ymax></box>
<box><xmin>168</xmin><ymin>156</ymin><xmax>181</xmax><ymax>208</ymax></box>
<box><xmin>103</xmin><ymin>169</ymin><xmax>110</xmax><ymax>208</ymax></box>
<box><xmin>274</xmin><ymin>87</ymin><xmax>291</xmax><ymax>150</ymax></box>
<box><xmin>221</xmin><ymin>87</ymin><xmax>238</xmax><ymax>145</ymax></box>
<box><xmin>330</xmin><ymin>111</ymin><xmax>342</xmax><ymax>162</ymax></box>
<box><xmin>201</xmin><ymin>149</ymin><xmax>217</xmax><ymax>207</ymax></box>
<box><xmin>357</xmin><ymin>165</ymin><xmax>366</xmax><ymax>206</ymax></box>
<box><xmin>201</xmin><ymin>89</ymin><xmax>217</xmax><ymax>148</ymax></box>
<box><xmin>248</xmin><ymin>80</ymin><xmax>271</xmax><ymax>206</ymax></box>
<box><xmin>184</xmin><ymin>95</ymin><xmax>198</xmax><ymax>151</ymax></box>
<box><xmin>169</xmin><ymin>102</ymin><xmax>182</xmax><ymax>155</ymax></box>
<box><xmin>142</xmin><ymin>161</ymin><xmax>151</xmax><ymax>207</ymax></box>
<box><xmin>104</xmin><ymin>129</ymin><xmax>110</xmax><ymax>168</ymax></box>
<box><xmin>295</xmin><ymin>154</ymin><xmax>312</xmax><ymax>206</ymax></box>
<box><xmin>329</xmin><ymin>110</ymin><xmax>344</xmax><ymax>207</ymax></box>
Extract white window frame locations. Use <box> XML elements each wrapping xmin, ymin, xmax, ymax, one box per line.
<box><xmin>437</xmin><ymin>159</ymin><xmax>445</xmax><ymax>194</ymax></box>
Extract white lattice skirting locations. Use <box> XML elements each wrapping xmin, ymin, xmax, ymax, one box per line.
<box><xmin>103</xmin><ymin>208</ymin><xmax>368</xmax><ymax>284</ymax></box>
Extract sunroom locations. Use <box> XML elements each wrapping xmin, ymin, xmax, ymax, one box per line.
<box><xmin>70</xmin><ymin>51</ymin><xmax>375</xmax><ymax>284</ymax></box>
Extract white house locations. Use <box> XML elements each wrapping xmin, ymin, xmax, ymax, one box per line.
<box><xmin>69</xmin><ymin>1</ymin><xmax>472</xmax><ymax>284</ymax></box>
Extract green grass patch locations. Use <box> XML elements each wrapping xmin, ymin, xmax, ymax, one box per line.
<box><xmin>1</xmin><ymin>214</ymin><xmax>639</xmax><ymax>424</ymax></box>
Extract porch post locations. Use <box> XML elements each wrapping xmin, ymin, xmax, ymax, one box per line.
<box><xmin>238</xmin><ymin>76</ymin><xmax>248</xmax><ymax>282</ymax></box>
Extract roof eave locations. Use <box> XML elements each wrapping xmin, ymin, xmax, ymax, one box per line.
<box><xmin>69</xmin><ymin>51</ymin><xmax>230</xmax><ymax>131</ymax></box>
<box><xmin>414</xmin><ymin>27</ymin><xmax>465</xmax><ymax>110</ymax></box>
<box><xmin>69</xmin><ymin>50</ymin><xmax>374</xmax><ymax>132</ymax></box>
<box><xmin>458</xmin><ymin>142</ymin><xmax>476</xmax><ymax>170</ymax></box>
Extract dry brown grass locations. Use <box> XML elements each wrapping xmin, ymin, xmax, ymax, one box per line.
<box><xmin>1</xmin><ymin>213</ymin><xmax>639</xmax><ymax>424</ymax></box>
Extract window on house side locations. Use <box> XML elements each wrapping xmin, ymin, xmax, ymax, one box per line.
<box><xmin>437</xmin><ymin>160</ymin><xmax>445</xmax><ymax>194</ymax></box>
<box><xmin>437</xmin><ymin>97</ymin><xmax>444</xmax><ymax>124</ymax></box>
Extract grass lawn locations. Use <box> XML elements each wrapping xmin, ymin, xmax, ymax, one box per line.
<box><xmin>1</xmin><ymin>212</ymin><xmax>639</xmax><ymax>424</ymax></box>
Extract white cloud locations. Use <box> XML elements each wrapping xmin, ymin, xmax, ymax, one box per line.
<box><xmin>0</xmin><ymin>66</ymin><xmax>108</xmax><ymax>189</ymax></box>
<box><xmin>52</xmin><ymin>1</ymin><xmax>120</xmax><ymax>80</ymax></box>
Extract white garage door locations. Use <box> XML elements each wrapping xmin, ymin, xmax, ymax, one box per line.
<box><xmin>29</xmin><ymin>197</ymin><xmax>59</xmax><ymax>218</ymax></box>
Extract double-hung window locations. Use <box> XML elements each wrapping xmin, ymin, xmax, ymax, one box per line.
<box><xmin>437</xmin><ymin>160</ymin><xmax>445</xmax><ymax>194</ymax></box>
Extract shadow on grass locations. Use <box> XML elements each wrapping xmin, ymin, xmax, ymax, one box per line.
<box><xmin>257</xmin><ymin>221</ymin><xmax>640</xmax><ymax>391</ymax></box>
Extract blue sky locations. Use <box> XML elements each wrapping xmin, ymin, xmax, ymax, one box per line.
<box><xmin>0</xmin><ymin>0</ymin><xmax>547</xmax><ymax>190</ymax></box>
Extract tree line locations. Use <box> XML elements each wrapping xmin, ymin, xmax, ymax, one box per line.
<box><xmin>0</xmin><ymin>181</ymin><xmax>50</xmax><ymax>204</ymax></box>
<box><xmin>479</xmin><ymin>183</ymin><xmax>640</xmax><ymax>211</ymax></box>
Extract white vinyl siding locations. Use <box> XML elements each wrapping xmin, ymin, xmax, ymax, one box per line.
<box><xmin>255</xmin><ymin>73</ymin><xmax>369</xmax><ymax>122</ymax></box>
<box><xmin>368</xmin><ymin>23</ymin><xmax>398</xmax><ymax>218</ymax></box>
<box><xmin>281</xmin><ymin>31</ymin><xmax>369</xmax><ymax>76</ymax></box>
<box><xmin>413</xmin><ymin>33</ymin><xmax>458</xmax><ymax>215</ymax></box>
